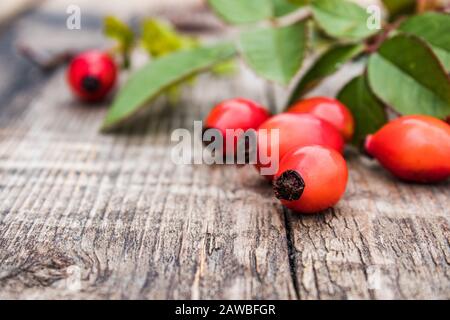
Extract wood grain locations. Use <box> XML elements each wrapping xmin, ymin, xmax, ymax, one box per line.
<box><xmin>286</xmin><ymin>154</ymin><xmax>450</xmax><ymax>299</ymax></box>
<box><xmin>0</xmin><ymin>0</ymin><xmax>449</xmax><ymax>300</ymax></box>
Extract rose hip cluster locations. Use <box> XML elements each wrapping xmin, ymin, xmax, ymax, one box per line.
<box><xmin>205</xmin><ymin>97</ymin><xmax>351</xmax><ymax>214</ymax></box>
<box><xmin>205</xmin><ymin>98</ymin><xmax>450</xmax><ymax>214</ymax></box>
<box><xmin>66</xmin><ymin>52</ymin><xmax>450</xmax><ymax>213</ymax></box>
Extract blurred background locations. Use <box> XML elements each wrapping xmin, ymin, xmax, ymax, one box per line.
<box><xmin>0</xmin><ymin>0</ymin><xmax>383</xmax><ymax>115</ymax></box>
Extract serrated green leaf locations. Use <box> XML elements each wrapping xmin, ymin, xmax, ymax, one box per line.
<box><xmin>337</xmin><ymin>75</ymin><xmax>387</xmax><ymax>147</ymax></box>
<box><xmin>288</xmin><ymin>0</ymin><xmax>310</xmax><ymax>5</ymax></box>
<box><xmin>207</xmin><ymin>0</ymin><xmax>304</xmax><ymax>24</ymax></box>
<box><xmin>208</xmin><ymin>0</ymin><xmax>273</xmax><ymax>24</ymax></box>
<box><xmin>104</xmin><ymin>16</ymin><xmax>134</xmax><ymax>46</ymax></box>
<box><xmin>311</xmin><ymin>0</ymin><xmax>379</xmax><ymax>41</ymax></box>
<box><xmin>240</xmin><ymin>22</ymin><xmax>307</xmax><ymax>85</ymax></box>
<box><xmin>368</xmin><ymin>34</ymin><xmax>450</xmax><ymax>119</ymax></box>
<box><xmin>272</xmin><ymin>0</ymin><xmax>302</xmax><ymax>17</ymax></box>
<box><xmin>381</xmin><ymin>0</ymin><xmax>416</xmax><ymax>18</ymax></box>
<box><xmin>103</xmin><ymin>16</ymin><xmax>135</xmax><ymax>68</ymax></box>
<box><xmin>140</xmin><ymin>19</ymin><xmax>201</xmax><ymax>104</ymax></box>
<box><xmin>286</xmin><ymin>43</ymin><xmax>364</xmax><ymax>107</ymax></box>
<box><xmin>101</xmin><ymin>44</ymin><xmax>236</xmax><ymax>132</ymax></box>
<box><xmin>212</xmin><ymin>59</ymin><xmax>237</xmax><ymax>75</ymax></box>
<box><xmin>140</xmin><ymin>18</ymin><xmax>198</xmax><ymax>58</ymax></box>
<box><xmin>398</xmin><ymin>12</ymin><xmax>450</xmax><ymax>70</ymax></box>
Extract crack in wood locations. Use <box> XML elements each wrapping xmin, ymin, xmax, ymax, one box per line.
<box><xmin>282</xmin><ymin>207</ymin><xmax>301</xmax><ymax>300</ymax></box>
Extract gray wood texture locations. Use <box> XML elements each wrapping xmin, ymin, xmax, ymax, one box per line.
<box><xmin>0</xmin><ymin>0</ymin><xmax>449</xmax><ymax>300</ymax></box>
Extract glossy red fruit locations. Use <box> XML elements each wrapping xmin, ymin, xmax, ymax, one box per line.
<box><xmin>288</xmin><ymin>97</ymin><xmax>355</xmax><ymax>141</ymax></box>
<box><xmin>67</xmin><ymin>50</ymin><xmax>117</xmax><ymax>102</ymax></box>
<box><xmin>204</xmin><ymin>98</ymin><xmax>270</xmax><ymax>155</ymax></box>
<box><xmin>365</xmin><ymin>115</ymin><xmax>450</xmax><ymax>183</ymax></box>
<box><xmin>273</xmin><ymin>145</ymin><xmax>348</xmax><ymax>214</ymax></box>
<box><xmin>256</xmin><ymin>113</ymin><xmax>344</xmax><ymax>178</ymax></box>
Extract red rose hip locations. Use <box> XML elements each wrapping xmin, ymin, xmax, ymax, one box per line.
<box><xmin>288</xmin><ymin>97</ymin><xmax>355</xmax><ymax>141</ymax></box>
<box><xmin>67</xmin><ymin>50</ymin><xmax>117</xmax><ymax>102</ymax></box>
<box><xmin>365</xmin><ymin>115</ymin><xmax>450</xmax><ymax>183</ymax></box>
<box><xmin>256</xmin><ymin>113</ymin><xmax>344</xmax><ymax>178</ymax></box>
<box><xmin>273</xmin><ymin>145</ymin><xmax>348</xmax><ymax>214</ymax></box>
<box><xmin>204</xmin><ymin>98</ymin><xmax>270</xmax><ymax>155</ymax></box>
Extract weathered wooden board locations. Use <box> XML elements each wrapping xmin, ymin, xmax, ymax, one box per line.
<box><xmin>0</xmin><ymin>0</ymin><xmax>449</xmax><ymax>300</ymax></box>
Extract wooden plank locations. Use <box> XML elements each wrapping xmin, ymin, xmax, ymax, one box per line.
<box><xmin>0</xmin><ymin>0</ymin><xmax>297</xmax><ymax>297</ymax></box>
<box><xmin>286</xmin><ymin>153</ymin><xmax>450</xmax><ymax>299</ymax></box>
<box><xmin>274</xmin><ymin>63</ymin><xmax>450</xmax><ymax>300</ymax></box>
<box><xmin>0</xmin><ymin>64</ymin><xmax>297</xmax><ymax>299</ymax></box>
<box><xmin>0</xmin><ymin>2</ymin><xmax>294</xmax><ymax>300</ymax></box>
<box><xmin>0</xmin><ymin>0</ymin><xmax>449</xmax><ymax>300</ymax></box>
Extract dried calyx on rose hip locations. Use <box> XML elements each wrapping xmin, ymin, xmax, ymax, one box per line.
<box><xmin>273</xmin><ymin>145</ymin><xmax>348</xmax><ymax>214</ymax></box>
<box><xmin>204</xmin><ymin>98</ymin><xmax>270</xmax><ymax>156</ymax></box>
<box><xmin>365</xmin><ymin>115</ymin><xmax>450</xmax><ymax>183</ymax></box>
<box><xmin>256</xmin><ymin>113</ymin><xmax>344</xmax><ymax>179</ymax></box>
<box><xmin>287</xmin><ymin>97</ymin><xmax>355</xmax><ymax>141</ymax></box>
<box><xmin>67</xmin><ymin>50</ymin><xmax>117</xmax><ymax>102</ymax></box>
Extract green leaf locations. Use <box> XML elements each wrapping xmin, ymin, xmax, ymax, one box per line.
<box><xmin>272</xmin><ymin>0</ymin><xmax>302</xmax><ymax>17</ymax></box>
<box><xmin>101</xmin><ymin>44</ymin><xmax>236</xmax><ymax>132</ymax></box>
<box><xmin>337</xmin><ymin>75</ymin><xmax>387</xmax><ymax>147</ymax></box>
<box><xmin>311</xmin><ymin>0</ymin><xmax>378</xmax><ymax>41</ymax></box>
<box><xmin>367</xmin><ymin>34</ymin><xmax>450</xmax><ymax>119</ymax></box>
<box><xmin>103</xmin><ymin>16</ymin><xmax>135</xmax><ymax>68</ymax></box>
<box><xmin>207</xmin><ymin>0</ymin><xmax>273</xmax><ymax>24</ymax></box>
<box><xmin>140</xmin><ymin>19</ymin><xmax>201</xmax><ymax>104</ymax></box>
<box><xmin>286</xmin><ymin>43</ymin><xmax>364</xmax><ymax>107</ymax></box>
<box><xmin>381</xmin><ymin>0</ymin><xmax>416</xmax><ymax>18</ymax></box>
<box><xmin>398</xmin><ymin>12</ymin><xmax>450</xmax><ymax>70</ymax></box>
<box><xmin>240</xmin><ymin>22</ymin><xmax>307</xmax><ymax>85</ymax></box>
<box><xmin>207</xmin><ymin>0</ymin><xmax>304</xmax><ymax>24</ymax></box>
<box><xmin>212</xmin><ymin>59</ymin><xmax>237</xmax><ymax>75</ymax></box>
<box><xmin>287</xmin><ymin>0</ymin><xmax>310</xmax><ymax>5</ymax></box>
<box><xmin>140</xmin><ymin>18</ymin><xmax>198</xmax><ymax>58</ymax></box>
<box><xmin>104</xmin><ymin>16</ymin><xmax>134</xmax><ymax>48</ymax></box>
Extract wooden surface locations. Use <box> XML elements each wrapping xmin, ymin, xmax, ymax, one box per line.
<box><xmin>0</xmin><ymin>0</ymin><xmax>449</xmax><ymax>300</ymax></box>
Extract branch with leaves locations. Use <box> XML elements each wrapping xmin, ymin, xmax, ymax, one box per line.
<box><xmin>101</xmin><ymin>0</ymin><xmax>450</xmax><ymax>151</ymax></box>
